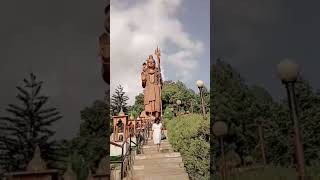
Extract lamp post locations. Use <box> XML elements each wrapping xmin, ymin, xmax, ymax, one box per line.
<box><xmin>256</xmin><ymin>117</ymin><xmax>267</xmax><ymax>166</ymax></box>
<box><xmin>213</xmin><ymin>121</ymin><xmax>228</xmax><ymax>180</ymax></box>
<box><xmin>277</xmin><ymin>59</ymin><xmax>305</xmax><ymax>180</ymax></box>
<box><xmin>196</xmin><ymin>80</ymin><xmax>206</xmax><ymax>119</ymax></box>
<box><xmin>190</xmin><ymin>100</ymin><xmax>194</xmax><ymax>114</ymax></box>
<box><xmin>176</xmin><ymin>100</ymin><xmax>181</xmax><ymax>114</ymax></box>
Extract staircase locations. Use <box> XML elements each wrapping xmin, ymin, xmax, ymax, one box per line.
<box><xmin>129</xmin><ymin>131</ymin><xmax>189</xmax><ymax>180</ymax></box>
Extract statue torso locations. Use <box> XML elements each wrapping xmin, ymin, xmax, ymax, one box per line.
<box><xmin>145</xmin><ymin>67</ymin><xmax>160</xmax><ymax>85</ymax></box>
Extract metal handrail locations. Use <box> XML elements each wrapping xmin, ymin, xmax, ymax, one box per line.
<box><xmin>110</xmin><ymin>123</ymin><xmax>150</xmax><ymax>180</ymax></box>
<box><xmin>110</xmin><ymin>141</ymin><xmax>122</xmax><ymax>147</ymax></box>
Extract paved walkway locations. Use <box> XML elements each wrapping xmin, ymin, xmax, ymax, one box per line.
<box><xmin>130</xmin><ymin>131</ymin><xmax>189</xmax><ymax>180</ymax></box>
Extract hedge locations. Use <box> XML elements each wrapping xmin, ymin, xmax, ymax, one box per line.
<box><xmin>165</xmin><ymin>114</ymin><xmax>210</xmax><ymax>180</ymax></box>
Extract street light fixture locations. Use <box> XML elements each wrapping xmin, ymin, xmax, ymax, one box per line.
<box><xmin>212</xmin><ymin>121</ymin><xmax>228</xmax><ymax>180</ymax></box>
<box><xmin>277</xmin><ymin>59</ymin><xmax>305</xmax><ymax>180</ymax></box>
<box><xmin>196</xmin><ymin>80</ymin><xmax>206</xmax><ymax>119</ymax></box>
<box><xmin>176</xmin><ymin>99</ymin><xmax>181</xmax><ymax>105</ymax></box>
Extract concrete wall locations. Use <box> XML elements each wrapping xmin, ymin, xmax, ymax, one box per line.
<box><xmin>110</xmin><ymin>136</ymin><xmax>136</xmax><ymax>156</ymax></box>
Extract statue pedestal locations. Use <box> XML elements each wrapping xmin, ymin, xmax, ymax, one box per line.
<box><xmin>5</xmin><ymin>170</ymin><xmax>59</xmax><ymax>180</ymax></box>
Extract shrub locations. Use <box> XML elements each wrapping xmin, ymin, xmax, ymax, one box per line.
<box><xmin>165</xmin><ymin>114</ymin><xmax>209</xmax><ymax>180</ymax></box>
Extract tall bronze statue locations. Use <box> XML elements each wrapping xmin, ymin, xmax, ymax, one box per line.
<box><xmin>141</xmin><ymin>47</ymin><xmax>163</xmax><ymax>118</ymax></box>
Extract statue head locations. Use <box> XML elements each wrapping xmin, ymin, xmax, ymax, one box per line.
<box><xmin>147</xmin><ymin>55</ymin><xmax>155</xmax><ymax>68</ymax></box>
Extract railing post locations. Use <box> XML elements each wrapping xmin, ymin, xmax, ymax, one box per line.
<box><xmin>121</xmin><ymin>145</ymin><xmax>124</xmax><ymax>179</ymax></box>
<box><xmin>129</xmin><ymin>135</ymin><xmax>132</xmax><ymax>168</ymax></box>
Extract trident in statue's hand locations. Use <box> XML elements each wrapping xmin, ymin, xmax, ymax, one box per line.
<box><xmin>155</xmin><ymin>46</ymin><xmax>161</xmax><ymax>58</ymax></box>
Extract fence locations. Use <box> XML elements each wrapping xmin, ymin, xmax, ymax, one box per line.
<box><xmin>110</xmin><ymin>122</ymin><xmax>150</xmax><ymax>180</ymax></box>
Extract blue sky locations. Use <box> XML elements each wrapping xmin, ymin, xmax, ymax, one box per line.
<box><xmin>172</xmin><ymin>0</ymin><xmax>210</xmax><ymax>91</ymax></box>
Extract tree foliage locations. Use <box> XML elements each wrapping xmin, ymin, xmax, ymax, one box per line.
<box><xmin>0</xmin><ymin>73</ymin><xmax>66</xmax><ymax>174</ymax></box>
<box><xmin>130</xmin><ymin>80</ymin><xmax>210</xmax><ymax>117</ymax></box>
<box><xmin>70</xmin><ymin>100</ymin><xmax>109</xmax><ymax>179</ymax></box>
<box><xmin>128</xmin><ymin>93</ymin><xmax>144</xmax><ymax>118</ymax></box>
<box><xmin>211</xmin><ymin>59</ymin><xmax>320</xmax><ymax>171</ymax></box>
<box><xmin>111</xmin><ymin>85</ymin><xmax>129</xmax><ymax>115</ymax></box>
<box><xmin>162</xmin><ymin>80</ymin><xmax>209</xmax><ymax>114</ymax></box>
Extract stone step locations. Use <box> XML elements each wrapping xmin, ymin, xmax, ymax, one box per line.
<box><xmin>133</xmin><ymin>167</ymin><xmax>187</xmax><ymax>175</ymax></box>
<box><xmin>133</xmin><ymin>163</ymin><xmax>185</xmax><ymax>171</ymax></box>
<box><xmin>143</xmin><ymin>144</ymin><xmax>171</xmax><ymax>148</ymax></box>
<box><xmin>128</xmin><ymin>130</ymin><xmax>189</xmax><ymax>180</ymax></box>
<box><xmin>135</xmin><ymin>152</ymin><xmax>181</xmax><ymax>160</ymax></box>
<box><xmin>144</xmin><ymin>140</ymin><xmax>170</xmax><ymax>145</ymax></box>
<box><xmin>142</xmin><ymin>144</ymin><xmax>172</xmax><ymax>150</ymax></box>
<box><xmin>142</xmin><ymin>148</ymin><xmax>175</xmax><ymax>154</ymax></box>
<box><xmin>133</xmin><ymin>162</ymin><xmax>185</xmax><ymax>170</ymax></box>
<box><xmin>132</xmin><ymin>173</ymin><xmax>189</xmax><ymax>180</ymax></box>
<box><xmin>134</xmin><ymin>157</ymin><xmax>184</xmax><ymax>165</ymax></box>
<box><xmin>142</xmin><ymin>148</ymin><xmax>173</xmax><ymax>153</ymax></box>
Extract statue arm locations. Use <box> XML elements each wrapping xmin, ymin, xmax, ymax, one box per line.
<box><xmin>158</xmin><ymin>71</ymin><xmax>162</xmax><ymax>87</ymax></box>
<box><xmin>156</xmin><ymin>56</ymin><xmax>160</xmax><ymax>69</ymax></box>
<box><xmin>141</xmin><ymin>72</ymin><xmax>146</xmax><ymax>88</ymax></box>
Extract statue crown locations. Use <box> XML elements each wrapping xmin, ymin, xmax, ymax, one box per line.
<box><xmin>147</xmin><ymin>58</ymin><xmax>155</xmax><ymax>63</ymax></box>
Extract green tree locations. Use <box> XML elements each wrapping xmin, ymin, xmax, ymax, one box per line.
<box><xmin>211</xmin><ymin>59</ymin><xmax>252</xmax><ymax>164</ymax></box>
<box><xmin>0</xmin><ymin>73</ymin><xmax>65</xmax><ymax>172</ymax></box>
<box><xmin>128</xmin><ymin>93</ymin><xmax>144</xmax><ymax>117</ymax></box>
<box><xmin>294</xmin><ymin>78</ymin><xmax>320</xmax><ymax>165</ymax></box>
<box><xmin>71</xmin><ymin>100</ymin><xmax>108</xmax><ymax>178</ymax></box>
<box><xmin>162</xmin><ymin>80</ymin><xmax>204</xmax><ymax>113</ymax></box>
<box><xmin>68</xmin><ymin>150</ymin><xmax>89</xmax><ymax>180</ymax></box>
<box><xmin>79</xmin><ymin>101</ymin><xmax>108</xmax><ymax>137</ymax></box>
<box><xmin>210</xmin><ymin>59</ymin><xmax>320</xmax><ymax>180</ymax></box>
<box><xmin>111</xmin><ymin>85</ymin><xmax>129</xmax><ymax>115</ymax></box>
<box><xmin>211</xmin><ymin>59</ymin><xmax>285</xmax><ymax>167</ymax></box>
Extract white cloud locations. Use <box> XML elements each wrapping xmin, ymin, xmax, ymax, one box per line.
<box><xmin>111</xmin><ymin>0</ymin><xmax>203</xmax><ymax>105</ymax></box>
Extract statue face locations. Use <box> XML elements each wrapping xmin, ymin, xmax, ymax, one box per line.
<box><xmin>147</xmin><ymin>56</ymin><xmax>155</xmax><ymax>68</ymax></box>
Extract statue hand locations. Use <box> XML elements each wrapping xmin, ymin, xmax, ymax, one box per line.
<box><xmin>155</xmin><ymin>47</ymin><xmax>161</xmax><ymax>58</ymax></box>
<box><xmin>141</xmin><ymin>73</ymin><xmax>146</xmax><ymax>81</ymax></box>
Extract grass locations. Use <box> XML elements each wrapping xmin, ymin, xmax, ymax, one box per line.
<box><xmin>110</xmin><ymin>156</ymin><xmax>122</xmax><ymax>169</ymax></box>
<box><xmin>110</xmin><ymin>156</ymin><xmax>122</xmax><ymax>162</ymax></box>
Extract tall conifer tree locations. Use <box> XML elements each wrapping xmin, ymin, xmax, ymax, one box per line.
<box><xmin>0</xmin><ymin>73</ymin><xmax>64</xmax><ymax>172</ymax></box>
